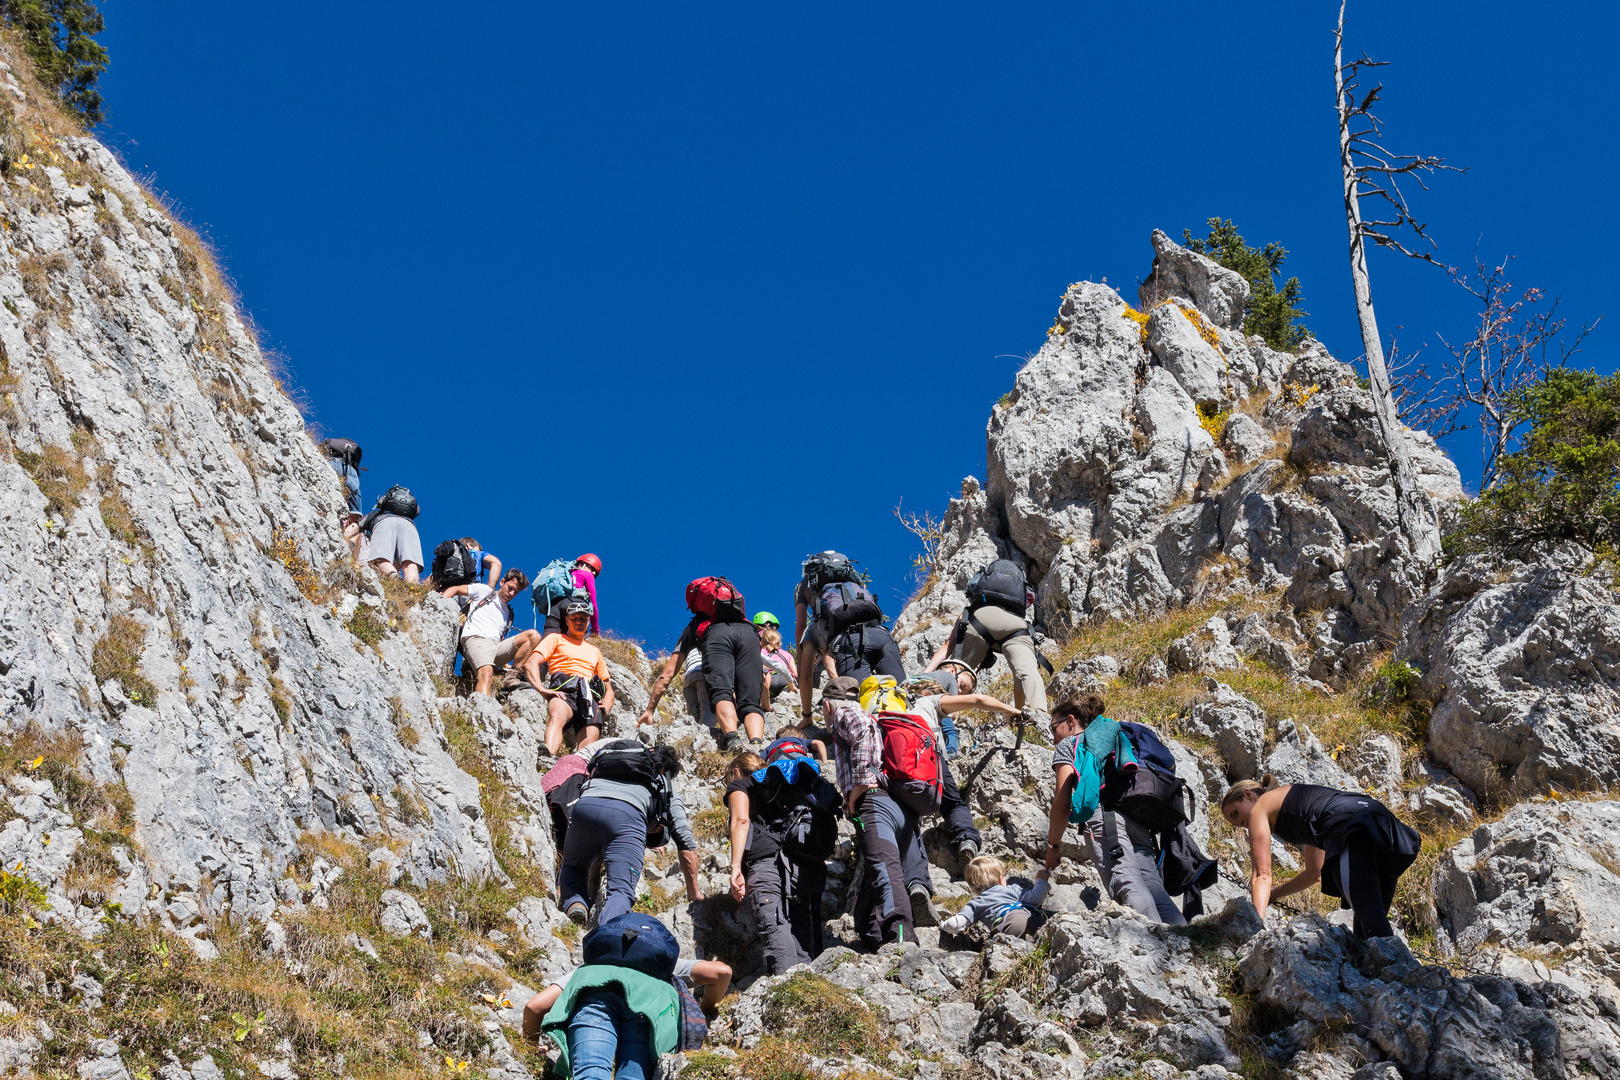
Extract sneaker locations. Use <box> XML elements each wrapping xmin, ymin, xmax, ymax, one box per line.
<box><xmin>565</xmin><ymin>901</ymin><xmax>588</xmax><ymax>926</ymax></box>
<box><xmin>957</xmin><ymin>839</ymin><xmax>980</xmax><ymax>862</ymax></box>
<box><xmin>909</xmin><ymin>884</ymin><xmax>939</xmax><ymax>928</ymax></box>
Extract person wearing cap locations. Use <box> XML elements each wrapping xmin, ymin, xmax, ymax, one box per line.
<box><xmin>820</xmin><ymin>675</ymin><xmax>924</xmax><ymax>949</ymax></box>
<box><xmin>542</xmin><ymin>554</ymin><xmax>604</xmax><ymax>637</ymax></box>
<box><xmin>525</xmin><ymin>596</ymin><xmax>616</xmax><ymax>756</ymax></box>
<box><xmin>754</xmin><ymin>612</ymin><xmax>797</xmax><ymax>699</ymax></box>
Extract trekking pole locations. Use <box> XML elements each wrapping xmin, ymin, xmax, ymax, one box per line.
<box><xmin>1012</xmin><ymin>709</ymin><xmax>1026</xmax><ymax>753</ymax></box>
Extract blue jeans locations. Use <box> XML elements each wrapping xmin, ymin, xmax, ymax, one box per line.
<box><xmin>559</xmin><ymin>796</ymin><xmax>648</xmax><ymax>925</ymax></box>
<box><xmin>938</xmin><ymin>714</ymin><xmax>960</xmax><ymax>754</ymax></box>
<box><xmin>567</xmin><ymin>991</ymin><xmax>653</xmax><ymax>1080</ymax></box>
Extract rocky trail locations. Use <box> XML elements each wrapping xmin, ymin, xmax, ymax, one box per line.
<box><xmin>3</xmin><ymin>33</ymin><xmax>1620</xmax><ymax>1080</ymax></box>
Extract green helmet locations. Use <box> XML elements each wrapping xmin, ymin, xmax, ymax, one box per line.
<box><xmin>752</xmin><ymin>610</ymin><xmax>780</xmax><ymax>628</ymax></box>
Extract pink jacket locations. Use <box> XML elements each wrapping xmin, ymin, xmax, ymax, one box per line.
<box><xmin>571</xmin><ymin>568</ymin><xmax>600</xmax><ymax>635</ymax></box>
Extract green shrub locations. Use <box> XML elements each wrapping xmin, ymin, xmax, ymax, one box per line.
<box><xmin>1448</xmin><ymin>368</ymin><xmax>1620</xmax><ymax>558</ymax></box>
<box><xmin>2</xmin><ymin>0</ymin><xmax>110</xmax><ymax>126</ymax></box>
<box><xmin>1185</xmin><ymin>218</ymin><xmax>1311</xmax><ymax>351</ymax></box>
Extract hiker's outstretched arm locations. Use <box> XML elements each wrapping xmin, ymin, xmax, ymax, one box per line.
<box><xmin>1268</xmin><ymin>845</ymin><xmax>1323</xmax><ymax>903</ymax></box>
<box><xmin>1045</xmin><ymin>764</ymin><xmax>1075</xmax><ymax>871</ymax></box>
<box><xmin>924</xmin><ymin>637</ymin><xmax>950</xmax><ymax>672</ymax></box>
<box><xmin>938</xmin><ymin>693</ymin><xmax>1016</xmax><ymax>717</ymax></box>
<box><xmin>441</xmin><ymin>585</ymin><xmax>470</xmax><ymax>600</ymax></box>
<box><xmin>484</xmin><ymin>554</ymin><xmax>502</xmax><ymax>584</ymax></box>
<box><xmin>727</xmin><ymin>789</ymin><xmax>750</xmax><ymax>901</ymax></box>
<box><xmin>639</xmin><ymin>650</ymin><xmax>683</xmax><ymax>723</ymax></box>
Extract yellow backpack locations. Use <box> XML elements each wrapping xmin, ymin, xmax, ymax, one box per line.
<box><xmin>859</xmin><ymin>675</ymin><xmax>910</xmax><ymax>715</ymax></box>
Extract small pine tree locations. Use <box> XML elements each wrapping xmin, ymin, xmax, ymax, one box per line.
<box><xmin>1449</xmin><ymin>367</ymin><xmax>1620</xmax><ymax>558</ymax></box>
<box><xmin>1</xmin><ymin>0</ymin><xmax>108</xmax><ymax>126</ymax></box>
<box><xmin>1184</xmin><ymin>218</ymin><xmax>1311</xmax><ymax>352</ymax></box>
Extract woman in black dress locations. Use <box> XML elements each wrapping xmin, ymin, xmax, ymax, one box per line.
<box><xmin>1220</xmin><ymin>776</ymin><xmax>1422</xmax><ymax>939</ymax></box>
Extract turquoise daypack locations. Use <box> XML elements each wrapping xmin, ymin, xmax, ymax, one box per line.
<box><xmin>1066</xmin><ymin>717</ymin><xmax>1138</xmax><ymax>823</ymax></box>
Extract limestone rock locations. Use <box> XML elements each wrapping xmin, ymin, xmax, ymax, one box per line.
<box><xmin>1147</xmin><ymin>299</ymin><xmax>1230</xmax><ymax>410</ymax></box>
<box><xmin>1405</xmin><ymin>557</ymin><xmax>1620</xmax><ymax>798</ymax></box>
<box><xmin>1221</xmin><ymin>412</ymin><xmax>1272</xmax><ymax>465</ymax></box>
<box><xmin>1407</xmin><ymin>784</ymin><xmax>1476</xmax><ymax>828</ymax></box>
<box><xmin>1168</xmin><ymin>617</ymin><xmax>1241</xmax><ymax>675</ymax></box>
<box><xmin>1341</xmin><ymin>734</ymin><xmax>1404</xmax><ymax>798</ymax></box>
<box><xmin>1139</xmin><ymin>228</ymin><xmax>1250</xmax><ymax>331</ymax></box>
<box><xmin>1263</xmin><ymin>720</ymin><xmax>1357</xmax><ymax>790</ymax></box>
<box><xmin>1183</xmin><ymin>681</ymin><xmax>1266</xmax><ymax>781</ymax></box>
<box><xmin>378</xmin><ymin>889</ymin><xmax>430</xmax><ymax>939</ymax></box>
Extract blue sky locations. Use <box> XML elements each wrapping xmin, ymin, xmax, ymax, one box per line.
<box><xmin>97</xmin><ymin>1</ymin><xmax>1615</xmax><ymax>649</ymax></box>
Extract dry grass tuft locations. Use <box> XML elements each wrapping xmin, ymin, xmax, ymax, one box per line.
<box><xmin>91</xmin><ymin>614</ymin><xmax>157</xmax><ymax>706</ymax></box>
<box><xmin>271</xmin><ymin>530</ymin><xmax>323</xmax><ymax>605</ymax></box>
<box><xmin>15</xmin><ymin>440</ymin><xmax>87</xmax><ymax>517</ymax></box>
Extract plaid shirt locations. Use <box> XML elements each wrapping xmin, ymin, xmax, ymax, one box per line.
<box><xmin>824</xmin><ymin>700</ymin><xmax>884</xmax><ymax>792</ymax></box>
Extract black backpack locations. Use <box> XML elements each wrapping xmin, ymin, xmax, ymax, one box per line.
<box><xmin>320</xmin><ymin>437</ymin><xmax>363</xmax><ymax>467</ymax></box>
<box><xmin>1099</xmin><ymin>721</ymin><xmax>1190</xmax><ymax>834</ymax></box>
<box><xmin>750</xmin><ymin>760</ymin><xmax>841</xmax><ymax>862</ymax></box>
<box><xmin>802</xmin><ymin>551</ymin><xmax>859</xmax><ymax>593</ymax></box>
<box><xmin>818</xmin><ymin>581</ymin><xmax>884</xmax><ymax>635</ymax></box>
<box><xmin>965</xmin><ymin>559</ymin><xmax>1027</xmax><ymax>616</ymax></box>
<box><xmin>431</xmin><ymin>539</ymin><xmax>478</xmax><ymax>588</ymax></box>
<box><xmin>587</xmin><ymin>741</ymin><xmax>673</xmax><ymax>836</ymax></box>
<box><xmin>376</xmin><ymin>484</ymin><xmax>419</xmax><ymax>519</ymax></box>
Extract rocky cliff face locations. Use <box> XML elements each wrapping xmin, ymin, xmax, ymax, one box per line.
<box><xmin>6</xmin><ymin>42</ymin><xmax>1620</xmax><ymax>1080</ymax></box>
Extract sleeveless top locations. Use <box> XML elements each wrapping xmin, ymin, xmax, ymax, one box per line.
<box><xmin>1274</xmin><ymin>784</ymin><xmax>1420</xmax><ymax>860</ymax></box>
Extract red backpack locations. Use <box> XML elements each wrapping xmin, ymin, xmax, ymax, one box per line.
<box><xmin>685</xmin><ymin>576</ymin><xmax>747</xmax><ymax>639</ymax></box>
<box><xmin>874</xmin><ymin>712</ymin><xmax>943</xmax><ymax>816</ymax></box>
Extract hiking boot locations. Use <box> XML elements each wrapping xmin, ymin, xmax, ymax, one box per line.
<box><xmin>565</xmin><ymin>901</ymin><xmax>588</xmax><ymax>926</ymax></box>
<box><xmin>909</xmin><ymin>884</ymin><xmax>939</xmax><ymax>928</ymax></box>
<box><xmin>957</xmin><ymin>838</ymin><xmax>980</xmax><ymax>862</ymax></box>
<box><xmin>719</xmin><ymin>731</ymin><xmax>743</xmax><ymax>754</ymax></box>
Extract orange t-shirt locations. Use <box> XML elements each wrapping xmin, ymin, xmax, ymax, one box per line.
<box><xmin>534</xmin><ymin>634</ymin><xmax>610</xmax><ymax>682</ymax></box>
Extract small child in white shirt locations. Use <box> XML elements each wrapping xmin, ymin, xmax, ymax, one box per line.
<box><xmin>940</xmin><ymin>856</ymin><xmax>1050</xmax><ymax>938</ymax></box>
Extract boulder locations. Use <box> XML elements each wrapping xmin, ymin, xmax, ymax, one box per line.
<box><xmin>1147</xmin><ymin>299</ymin><xmax>1230</xmax><ymax>411</ymax></box>
<box><xmin>1404</xmin><ymin>559</ymin><xmax>1620</xmax><ymax>798</ymax></box>
<box><xmin>378</xmin><ymin>889</ymin><xmax>431</xmax><ymax>939</ymax></box>
<box><xmin>1341</xmin><ymin>734</ymin><xmax>1404</xmax><ymax>798</ymax></box>
<box><xmin>1434</xmin><ymin>801</ymin><xmax>1620</xmax><ymax>986</ymax></box>
<box><xmin>1183</xmin><ymin>680</ymin><xmax>1267</xmax><ymax>781</ymax></box>
<box><xmin>1221</xmin><ymin>412</ymin><xmax>1272</xmax><ymax>465</ymax></box>
<box><xmin>1263</xmin><ymin>720</ymin><xmax>1358</xmax><ymax>790</ymax></box>
<box><xmin>1168</xmin><ymin>617</ymin><xmax>1242</xmax><ymax>675</ymax></box>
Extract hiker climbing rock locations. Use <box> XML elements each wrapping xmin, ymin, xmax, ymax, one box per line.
<box><xmin>940</xmin><ymin>855</ymin><xmax>1050</xmax><ymax>939</ymax></box>
<box><xmin>1222</xmin><ymin>777</ymin><xmax>1421</xmax><ymax>939</ymax></box>
<box><xmin>1045</xmin><ymin>695</ymin><xmax>1216</xmax><ymax>924</ymax></box>
<box><xmin>898</xmin><ymin>674</ymin><xmax>1028</xmax><ymax>861</ymax></box>
<box><xmin>522</xmin><ymin>913</ymin><xmax>708</xmax><ymax>1079</ymax></box>
<box><xmin>926</xmin><ymin>557</ymin><xmax>1050</xmax><ymax>712</ymax></box>
<box><xmin>442</xmin><ymin>569</ymin><xmax>540</xmax><ymax>697</ymax></box>
<box><xmin>793</xmin><ymin>552</ymin><xmax>900</xmax><ymax>714</ymax></box>
<box><xmin>821</xmin><ymin>676</ymin><xmax>928</xmax><ymax>948</ymax></box>
<box><xmin>754</xmin><ymin>612</ymin><xmax>797</xmax><ymax>699</ymax></box>
<box><xmin>359</xmin><ymin>484</ymin><xmax>424</xmax><ymax>583</ymax></box>
<box><xmin>535</xmin><ymin>554</ymin><xmax>603</xmax><ymax>635</ymax></box>
<box><xmin>679</xmin><ymin>651</ymin><xmax>716</xmax><ymax>729</ymax></box>
<box><xmin>320</xmin><ymin>437</ymin><xmax>365</xmax><ymax>559</ymax></box>
<box><xmin>725</xmin><ymin>740</ymin><xmax>840</xmax><ymax>973</ymax></box>
<box><xmin>558</xmin><ymin>741</ymin><xmax>701</xmax><ymax>926</ymax></box>
<box><xmin>639</xmin><ymin>577</ymin><xmax>766</xmax><ymax>752</ymax></box>
<box><xmin>525</xmin><ymin>597</ymin><xmax>615</xmax><ymax>756</ymax></box>
<box><xmin>427</xmin><ymin>536</ymin><xmax>501</xmax><ymax>592</ymax></box>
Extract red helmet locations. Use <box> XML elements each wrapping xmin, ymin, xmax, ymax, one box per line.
<box><xmin>575</xmin><ymin>553</ymin><xmax>602</xmax><ymax>576</ymax></box>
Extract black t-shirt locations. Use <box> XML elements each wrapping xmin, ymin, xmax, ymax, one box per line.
<box><xmin>725</xmin><ymin>774</ymin><xmax>780</xmax><ymax>865</ymax></box>
<box><xmin>675</xmin><ymin>616</ymin><xmax>703</xmax><ymax>657</ymax></box>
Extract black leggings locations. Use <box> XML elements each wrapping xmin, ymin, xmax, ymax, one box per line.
<box><xmin>1338</xmin><ymin>834</ymin><xmax>1397</xmax><ymax>939</ymax></box>
<box><xmin>701</xmin><ymin>621</ymin><xmax>764</xmax><ymax>719</ymax></box>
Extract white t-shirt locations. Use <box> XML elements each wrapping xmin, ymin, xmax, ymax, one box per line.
<box><xmin>461</xmin><ymin>583</ymin><xmax>510</xmax><ymax>642</ymax></box>
<box><xmin>909</xmin><ymin>696</ymin><xmax>945</xmax><ymax>738</ymax></box>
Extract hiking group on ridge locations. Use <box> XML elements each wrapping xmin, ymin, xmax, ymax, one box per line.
<box><xmin>319</xmin><ymin>441</ymin><xmax>1426</xmax><ymax>1079</ymax></box>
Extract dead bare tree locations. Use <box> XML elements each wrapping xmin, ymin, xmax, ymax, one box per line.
<box><xmin>1335</xmin><ymin>0</ymin><xmax>1464</xmax><ymax>564</ymax></box>
<box><xmin>893</xmin><ymin>499</ymin><xmax>946</xmax><ymax>583</ymax></box>
<box><xmin>1426</xmin><ymin>255</ymin><xmax>1600</xmax><ymax>491</ymax></box>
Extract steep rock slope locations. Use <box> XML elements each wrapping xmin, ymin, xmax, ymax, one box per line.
<box><xmin>0</xmin><ymin>50</ymin><xmax>500</xmax><ymax>949</ymax></box>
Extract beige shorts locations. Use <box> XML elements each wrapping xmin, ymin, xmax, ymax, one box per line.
<box><xmin>461</xmin><ymin>635</ymin><xmax>522</xmax><ymax>672</ymax></box>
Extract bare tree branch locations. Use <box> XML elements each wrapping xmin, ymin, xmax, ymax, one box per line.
<box><xmin>894</xmin><ymin>499</ymin><xmax>947</xmax><ymax>584</ymax></box>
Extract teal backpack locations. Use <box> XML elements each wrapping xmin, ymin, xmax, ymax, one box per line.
<box><xmin>531</xmin><ymin>559</ymin><xmax>578</xmax><ymax>626</ymax></box>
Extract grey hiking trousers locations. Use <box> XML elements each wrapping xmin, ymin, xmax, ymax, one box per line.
<box><xmin>745</xmin><ymin>852</ymin><xmax>825</xmax><ymax>974</ymax></box>
<box><xmin>1081</xmin><ymin>810</ymin><xmax>1186</xmax><ymax>926</ymax></box>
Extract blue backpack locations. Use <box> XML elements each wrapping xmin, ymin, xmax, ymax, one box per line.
<box><xmin>581</xmin><ymin>913</ymin><xmax>680</xmax><ymax>980</ymax></box>
<box><xmin>532</xmin><ymin>559</ymin><xmax>578</xmax><ymax>624</ymax></box>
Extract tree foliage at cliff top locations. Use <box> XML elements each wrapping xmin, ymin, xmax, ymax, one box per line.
<box><xmin>2</xmin><ymin>0</ymin><xmax>107</xmax><ymax>125</ymax></box>
<box><xmin>1185</xmin><ymin>217</ymin><xmax>1311</xmax><ymax>352</ymax></box>
<box><xmin>1449</xmin><ymin>367</ymin><xmax>1620</xmax><ymax>558</ymax></box>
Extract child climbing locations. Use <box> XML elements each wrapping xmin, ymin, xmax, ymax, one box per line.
<box><xmin>940</xmin><ymin>855</ymin><xmax>1051</xmax><ymax>938</ymax></box>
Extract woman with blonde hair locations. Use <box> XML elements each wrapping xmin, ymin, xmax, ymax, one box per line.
<box><xmin>1220</xmin><ymin>776</ymin><xmax>1421</xmax><ymax>939</ymax></box>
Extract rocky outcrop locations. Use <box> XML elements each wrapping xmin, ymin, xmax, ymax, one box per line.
<box><xmin>899</xmin><ymin>231</ymin><xmax>1461</xmax><ymax>681</ymax></box>
<box><xmin>1403</xmin><ymin>555</ymin><xmax>1620</xmax><ymax>798</ymax></box>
